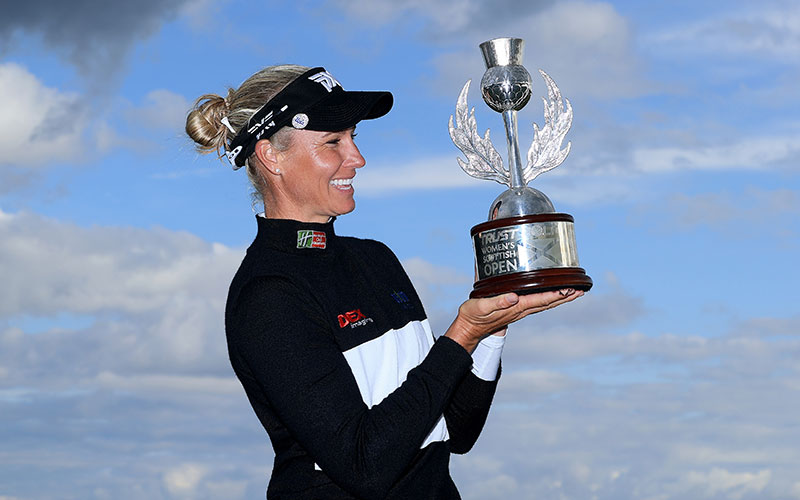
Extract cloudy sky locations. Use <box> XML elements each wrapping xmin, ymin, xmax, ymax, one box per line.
<box><xmin>1</xmin><ymin>0</ymin><xmax>799</xmax><ymax>498</ymax></box>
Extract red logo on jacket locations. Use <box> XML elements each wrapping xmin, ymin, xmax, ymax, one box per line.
<box><xmin>337</xmin><ymin>309</ymin><xmax>373</xmax><ymax>328</ymax></box>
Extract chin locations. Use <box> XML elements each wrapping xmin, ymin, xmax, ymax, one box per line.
<box><xmin>337</xmin><ymin>203</ymin><xmax>356</xmax><ymax>217</ymax></box>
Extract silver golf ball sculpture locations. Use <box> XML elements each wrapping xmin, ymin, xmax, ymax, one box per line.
<box><xmin>449</xmin><ymin>37</ymin><xmax>592</xmax><ymax>297</ymax></box>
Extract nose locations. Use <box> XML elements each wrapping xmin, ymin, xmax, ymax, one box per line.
<box><xmin>344</xmin><ymin>137</ymin><xmax>366</xmax><ymax>169</ymax></box>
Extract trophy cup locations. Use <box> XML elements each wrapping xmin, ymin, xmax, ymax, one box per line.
<box><xmin>449</xmin><ymin>37</ymin><xmax>592</xmax><ymax>298</ymax></box>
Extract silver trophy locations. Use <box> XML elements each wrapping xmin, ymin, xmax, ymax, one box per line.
<box><xmin>449</xmin><ymin>37</ymin><xmax>592</xmax><ymax>297</ymax></box>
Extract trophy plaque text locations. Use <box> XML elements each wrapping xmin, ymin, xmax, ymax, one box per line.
<box><xmin>449</xmin><ymin>37</ymin><xmax>592</xmax><ymax>298</ymax></box>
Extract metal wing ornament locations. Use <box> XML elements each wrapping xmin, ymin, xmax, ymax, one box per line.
<box><xmin>524</xmin><ymin>69</ymin><xmax>573</xmax><ymax>183</ymax></box>
<box><xmin>448</xmin><ymin>80</ymin><xmax>510</xmax><ymax>187</ymax></box>
<box><xmin>448</xmin><ymin>70</ymin><xmax>573</xmax><ymax>189</ymax></box>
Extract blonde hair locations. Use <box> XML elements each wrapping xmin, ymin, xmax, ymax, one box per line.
<box><xmin>185</xmin><ymin>64</ymin><xmax>310</xmax><ymax>199</ymax></box>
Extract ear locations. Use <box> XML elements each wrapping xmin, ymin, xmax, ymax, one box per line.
<box><xmin>253</xmin><ymin>139</ymin><xmax>282</xmax><ymax>175</ymax></box>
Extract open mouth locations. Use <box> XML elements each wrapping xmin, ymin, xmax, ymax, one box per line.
<box><xmin>330</xmin><ymin>178</ymin><xmax>354</xmax><ymax>190</ymax></box>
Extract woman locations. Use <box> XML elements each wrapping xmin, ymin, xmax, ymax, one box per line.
<box><xmin>186</xmin><ymin>65</ymin><xmax>581</xmax><ymax>499</ymax></box>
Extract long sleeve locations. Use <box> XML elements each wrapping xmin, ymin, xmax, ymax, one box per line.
<box><xmin>439</xmin><ymin>325</ymin><xmax>505</xmax><ymax>453</ymax></box>
<box><xmin>444</xmin><ymin>360</ymin><xmax>501</xmax><ymax>454</ymax></box>
<box><xmin>227</xmin><ymin>277</ymin><xmax>473</xmax><ymax>500</ymax></box>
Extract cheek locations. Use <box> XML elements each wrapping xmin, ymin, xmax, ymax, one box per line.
<box><xmin>311</xmin><ymin>149</ymin><xmax>343</xmax><ymax>174</ymax></box>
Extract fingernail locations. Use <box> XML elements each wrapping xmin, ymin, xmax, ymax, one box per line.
<box><xmin>559</xmin><ymin>288</ymin><xmax>575</xmax><ymax>296</ymax></box>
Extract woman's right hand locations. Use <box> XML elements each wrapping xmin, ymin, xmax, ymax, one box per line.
<box><xmin>444</xmin><ymin>289</ymin><xmax>583</xmax><ymax>353</ymax></box>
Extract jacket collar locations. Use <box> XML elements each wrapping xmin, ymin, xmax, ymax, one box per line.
<box><xmin>252</xmin><ymin>215</ymin><xmax>337</xmax><ymax>255</ymax></box>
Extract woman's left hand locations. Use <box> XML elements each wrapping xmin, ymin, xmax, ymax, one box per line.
<box><xmin>444</xmin><ymin>289</ymin><xmax>583</xmax><ymax>352</ymax></box>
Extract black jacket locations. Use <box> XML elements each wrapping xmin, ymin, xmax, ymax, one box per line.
<box><xmin>225</xmin><ymin>217</ymin><xmax>499</xmax><ymax>499</ymax></box>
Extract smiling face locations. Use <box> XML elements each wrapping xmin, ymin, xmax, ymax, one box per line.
<box><xmin>268</xmin><ymin>127</ymin><xmax>365</xmax><ymax>223</ymax></box>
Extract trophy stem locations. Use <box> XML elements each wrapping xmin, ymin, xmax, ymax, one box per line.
<box><xmin>501</xmin><ymin>109</ymin><xmax>525</xmax><ymax>188</ymax></box>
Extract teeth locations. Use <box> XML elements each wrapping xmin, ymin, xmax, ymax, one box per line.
<box><xmin>330</xmin><ymin>178</ymin><xmax>353</xmax><ymax>187</ymax></box>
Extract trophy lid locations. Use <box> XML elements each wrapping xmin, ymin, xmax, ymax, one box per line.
<box><xmin>480</xmin><ymin>38</ymin><xmax>524</xmax><ymax>68</ymax></box>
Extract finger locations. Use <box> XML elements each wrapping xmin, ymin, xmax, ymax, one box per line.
<box><xmin>540</xmin><ymin>290</ymin><xmax>582</xmax><ymax>311</ymax></box>
<box><xmin>542</xmin><ymin>290</ymin><xmax>583</xmax><ymax>308</ymax></box>
<box><xmin>511</xmin><ymin>290</ymin><xmax>582</xmax><ymax>318</ymax></box>
<box><xmin>515</xmin><ymin>289</ymin><xmax>570</xmax><ymax>309</ymax></box>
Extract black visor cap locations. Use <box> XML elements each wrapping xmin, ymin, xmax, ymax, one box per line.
<box><xmin>301</xmin><ymin>90</ymin><xmax>393</xmax><ymax>132</ymax></box>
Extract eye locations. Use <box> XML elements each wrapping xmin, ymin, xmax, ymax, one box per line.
<box><xmin>326</xmin><ymin>138</ymin><xmax>341</xmax><ymax>145</ymax></box>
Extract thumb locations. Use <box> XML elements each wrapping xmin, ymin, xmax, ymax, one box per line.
<box><xmin>492</xmin><ymin>292</ymin><xmax>519</xmax><ymax>311</ymax></box>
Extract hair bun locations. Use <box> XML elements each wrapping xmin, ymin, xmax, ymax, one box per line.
<box><xmin>186</xmin><ymin>94</ymin><xmax>228</xmax><ymax>152</ymax></box>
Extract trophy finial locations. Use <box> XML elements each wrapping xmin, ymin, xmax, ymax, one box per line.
<box><xmin>479</xmin><ymin>38</ymin><xmax>532</xmax><ymax>113</ymax></box>
<box><xmin>479</xmin><ymin>38</ymin><xmax>525</xmax><ymax>67</ymax></box>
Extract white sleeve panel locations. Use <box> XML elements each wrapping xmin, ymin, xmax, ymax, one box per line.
<box><xmin>470</xmin><ymin>334</ymin><xmax>505</xmax><ymax>381</ymax></box>
<box><xmin>342</xmin><ymin>319</ymin><xmax>449</xmax><ymax>449</ymax></box>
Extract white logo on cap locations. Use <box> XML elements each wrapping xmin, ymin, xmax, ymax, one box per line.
<box><xmin>247</xmin><ymin>110</ymin><xmax>275</xmax><ymax>134</ymax></box>
<box><xmin>227</xmin><ymin>145</ymin><xmax>243</xmax><ymax>165</ymax></box>
<box><xmin>292</xmin><ymin>113</ymin><xmax>309</xmax><ymax>129</ymax></box>
<box><xmin>309</xmin><ymin>71</ymin><xmax>341</xmax><ymax>93</ymax></box>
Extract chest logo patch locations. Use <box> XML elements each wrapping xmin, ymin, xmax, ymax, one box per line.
<box><xmin>391</xmin><ymin>290</ymin><xmax>414</xmax><ymax>310</ymax></box>
<box><xmin>338</xmin><ymin>308</ymin><xmax>374</xmax><ymax>329</ymax></box>
<box><xmin>297</xmin><ymin>230</ymin><xmax>326</xmax><ymax>249</ymax></box>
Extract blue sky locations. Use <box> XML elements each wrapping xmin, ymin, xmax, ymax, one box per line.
<box><xmin>1</xmin><ymin>0</ymin><xmax>798</xmax><ymax>498</ymax></box>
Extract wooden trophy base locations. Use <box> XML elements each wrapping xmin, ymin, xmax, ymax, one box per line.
<box><xmin>470</xmin><ymin>266</ymin><xmax>593</xmax><ymax>298</ymax></box>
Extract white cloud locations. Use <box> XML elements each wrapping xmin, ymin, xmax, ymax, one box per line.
<box><xmin>0</xmin><ymin>210</ymin><xmax>243</xmax><ymax>380</ymax></box>
<box><xmin>668</xmin><ymin>188</ymin><xmax>799</xmax><ymax>226</ymax></box>
<box><xmin>0</xmin><ymin>67</ymin><xmax>186</xmax><ymax>187</ymax></box>
<box><xmin>631</xmin><ymin>135</ymin><xmax>800</xmax><ymax>173</ymax></box>
<box><xmin>179</xmin><ymin>0</ymin><xmax>230</xmax><ymax>29</ymax></box>
<box><xmin>333</xmin><ymin>0</ymin><xmax>650</xmax><ymax>100</ymax></box>
<box><xmin>94</xmin><ymin>119</ymin><xmax>163</xmax><ymax>156</ymax></box>
<box><xmin>333</xmin><ymin>0</ymin><xmax>484</xmax><ymax>31</ymax></box>
<box><xmin>1</xmin><ymin>211</ymin><xmax>800</xmax><ymax>499</ymax></box>
<box><xmin>447</xmin><ymin>302</ymin><xmax>800</xmax><ymax>497</ymax></box>
<box><xmin>0</xmin><ymin>209</ymin><xmax>238</xmax><ymax>317</ymax></box>
<box><xmin>401</xmin><ymin>256</ymin><xmax>473</xmax><ymax>332</ymax></box>
<box><xmin>649</xmin><ymin>5</ymin><xmax>800</xmax><ymax>62</ymax></box>
<box><xmin>357</xmin><ymin>154</ymin><xmax>482</xmax><ymax>195</ymax></box>
<box><xmin>0</xmin><ymin>63</ymin><xmax>87</xmax><ymax>167</ymax></box>
<box><xmin>685</xmin><ymin>467</ymin><xmax>771</xmax><ymax>499</ymax></box>
<box><xmin>497</xmin><ymin>369</ymin><xmax>576</xmax><ymax>397</ymax></box>
<box><xmin>357</xmin><ymin>150</ymin><xmax>648</xmax><ymax>206</ymax></box>
<box><xmin>429</xmin><ymin>1</ymin><xmax>651</xmax><ymax>100</ymax></box>
<box><xmin>94</xmin><ymin>372</ymin><xmax>240</xmax><ymax>395</ymax></box>
<box><xmin>510</xmin><ymin>1</ymin><xmax>648</xmax><ymax>99</ymax></box>
<box><xmin>0</xmin><ymin>211</ymin><xmax>266</xmax><ymax>498</ymax></box>
<box><xmin>673</xmin><ymin>445</ymin><xmax>775</xmax><ymax>467</ymax></box>
<box><xmin>630</xmin><ymin>187</ymin><xmax>800</xmax><ymax>242</ymax></box>
<box><xmin>402</xmin><ymin>257</ymin><xmax>472</xmax><ymax>287</ymax></box>
<box><xmin>94</xmin><ymin>88</ymin><xmax>192</xmax><ymax>157</ymax></box>
<box><xmin>125</xmin><ymin>89</ymin><xmax>191</xmax><ymax>132</ymax></box>
<box><xmin>352</xmin><ymin>132</ymin><xmax>798</xmax><ymax>206</ymax></box>
<box><xmin>163</xmin><ymin>463</ymin><xmax>208</xmax><ymax>496</ymax></box>
<box><xmin>398</xmin><ymin>259</ymin><xmax>800</xmax><ymax>496</ymax></box>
